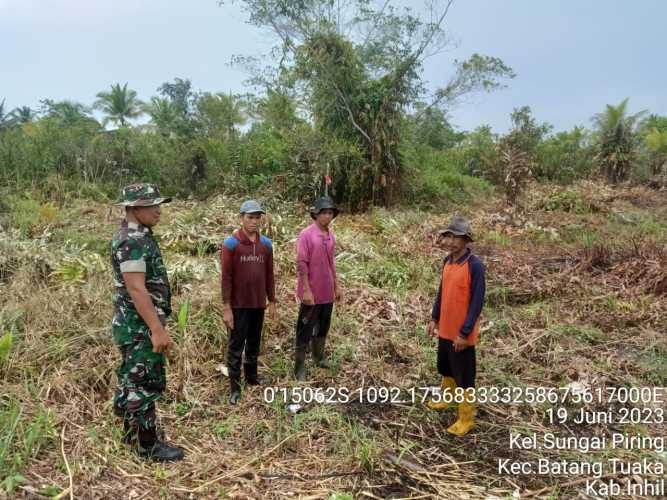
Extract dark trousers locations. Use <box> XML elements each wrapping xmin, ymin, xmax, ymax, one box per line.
<box><xmin>227</xmin><ymin>308</ymin><xmax>265</xmax><ymax>380</ymax></box>
<box><xmin>437</xmin><ymin>338</ymin><xmax>476</xmax><ymax>389</ymax></box>
<box><xmin>295</xmin><ymin>303</ymin><xmax>333</xmax><ymax>348</ymax></box>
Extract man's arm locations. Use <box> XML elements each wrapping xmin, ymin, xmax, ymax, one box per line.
<box><xmin>427</xmin><ymin>287</ymin><xmax>442</xmax><ymax>338</ymax></box>
<box><xmin>264</xmin><ymin>238</ymin><xmax>277</xmax><ymax>320</ymax></box>
<box><xmin>332</xmin><ymin>234</ymin><xmax>341</xmax><ymax>301</ymax></box>
<box><xmin>428</xmin><ymin>262</ymin><xmax>444</xmax><ymax>337</ymax></box>
<box><xmin>124</xmin><ymin>272</ymin><xmax>172</xmax><ymax>353</ymax></box>
<box><xmin>431</xmin><ymin>282</ymin><xmax>442</xmax><ymax>320</ymax></box>
<box><xmin>220</xmin><ymin>241</ymin><xmax>235</xmax><ymax>304</ymax></box>
<box><xmin>296</xmin><ymin>233</ymin><xmax>314</xmax><ymax>305</ymax></box>
<box><xmin>220</xmin><ymin>239</ymin><xmax>236</xmax><ymax>329</ymax></box>
<box><xmin>263</xmin><ymin>237</ymin><xmax>276</xmax><ymax>303</ymax></box>
<box><xmin>460</xmin><ymin>258</ymin><xmax>486</xmax><ymax>337</ymax></box>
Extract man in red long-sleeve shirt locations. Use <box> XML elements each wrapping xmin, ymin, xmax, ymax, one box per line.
<box><xmin>220</xmin><ymin>200</ymin><xmax>277</xmax><ymax>405</ymax></box>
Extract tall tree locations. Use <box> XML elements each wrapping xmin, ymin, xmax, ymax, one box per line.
<box><xmin>508</xmin><ymin>106</ymin><xmax>552</xmax><ymax>156</ymax></box>
<box><xmin>10</xmin><ymin>106</ymin><xmax>35</xmax><ymax>125</ymax></box>
<box><xmin>592</xmin><ymin>98</ymin><xmax>646</xmax><ymax>184</ymax></box>
<box><xmin>94</xmin><ymin>83</ymin><xmax>143</xmax><ymax>128</ymax></box>
<box><xmin>143</xmin><ymin>97</ymin><xmax>180</xmax><ymax>136</ymax></box>
<box><xmin>196</xmin><ymin>92</ymin><xmax>246</xmax><ymax>140</ymax></box>
<box><xmin>0</xmin><ymin>99</ymin><xmax>12</xmax><ymax>131</ymax></box>
<box><xmin>227</xmin><ymin>0</ymin><xmax>514</xmax><ymax>209</ymax></box>
<box><xmin>155</xmin><ymin>78</ymin><xmax>199</xmax><ymax>138</ymax></box>
<box><xmin>644</xmin><ymin>127</ymin><xmax>667</xmax><ymax>176</ymax></box>
<box><xmin>409</xmin><ymin>105</ymin><xmax>464</xmax><ymax>150</ymax></box>
<box><xmin>39</xmin><ymin>99</ymin><xmax>97</xmax><ymax>128</ymax></box>
<box><xmin>151</xmin><ymin>78</ymin><xmax>209</xmax><ymax>190</ymax></box>
<box><xmin>537</xmin><ymin>126</ymin><xmax>593</xmax><ymax>182</ymax></box>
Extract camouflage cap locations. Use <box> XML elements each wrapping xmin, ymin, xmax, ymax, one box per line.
<box><xmin>116</xmin><ymin>183</ymin><xmax>172</xmax><ymax>207</ymax></box>
<box><xmin>438</xmin><ymin>216</ymin><xmax>474</xmax><ymax>241</ymax></box>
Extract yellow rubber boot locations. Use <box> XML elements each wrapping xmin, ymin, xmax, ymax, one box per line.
<box><xmin>426</xmin><ymin>377</ymin><xmax>457</xmax><ymax>411</ymax></box>
<box><xmin>446</xmin><ymin>397</ymin><xmax>476</xmax><ymax>436</ymax></box>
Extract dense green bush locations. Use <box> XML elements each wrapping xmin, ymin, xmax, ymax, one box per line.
<box><xmin>402</xmin><ymin>144</ymin><xmax>491</xmax><ymax>206</ymax></box>
<box><xmin>2</xmin><ymin>90</ymin><xmax>663</xmax><ymax>209</ymax></box>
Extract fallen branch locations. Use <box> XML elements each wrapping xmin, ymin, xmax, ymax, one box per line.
<box><xmin>56</xmin><ymin>424</ymin><xmax>74</xmax><ymax>500</ymax></box>
<box><xmin>177</xmin><ymin>432</ymin><xmax>301</xmax><ymax>493</ymax></box>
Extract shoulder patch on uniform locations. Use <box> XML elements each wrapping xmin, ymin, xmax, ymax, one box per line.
<box><xmin>224</xmin><ymin>236</ymin><xmax>240</xmax><ymax>251</ymax></box>
<box><xmin>260</xmin><ymin>235</ymin><xmax>273</xmax><ymax>251</ymax></box>
<box><xmin>120</xmin><ymin>259</ymin><xmax>147</xmax><ymax>273</ymax></box>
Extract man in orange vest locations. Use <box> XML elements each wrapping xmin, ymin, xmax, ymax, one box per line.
<box><xmin>426</xmin><ymin>216</ymin><xmax>486</xmax><ymax>436</ymax></box>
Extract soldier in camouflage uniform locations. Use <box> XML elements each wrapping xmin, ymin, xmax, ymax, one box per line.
<box><xmin>111</xmin><ymin>183</ymin><xmax>184</xmax><ymax>462</ymax></box>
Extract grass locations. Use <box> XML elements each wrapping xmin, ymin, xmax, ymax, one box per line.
<box><xmin>4</xmin><ymin>195</ymin><xmax>61</xmax><ymax>238</ymax></box>
<box><xmin>0</xmin><ymin>181</ymin><xmax>665</xmax><ymax>498</ymax></box>
<box><xmin>548</xmin><ymin>324</ymin><xmax>604</xmax><ymax>345</ymax></box>
<box><xmin>0</xmin><ymin>397</ymin><xmax>56</xmax><ymax>495</ymax></box>
<box><xmin>638</xmin><ymin>345</ymin><xmax>667</xmax><ymax>385</ymax></box>
<box><xmin>485</xmin><ymin>230</ymin><xmax>511</xmax><ymax>246</ymax></box>
<box><xmin>0</xmin><ymin>332</ymin><xmax>12</xmax><ymax>367</ymax></box>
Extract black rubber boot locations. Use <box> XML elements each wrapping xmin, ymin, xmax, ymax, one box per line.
<box><xmin>311</xmin><ymin>336</ymin><xmax>330</xmax><ymax>368</ymax></box>
<box><xmin>229</xmin><ymin>377</ymin><xmax>242</xmax><ymax>405</ymax></box>
<box><xmin>294</xmin><ymin>347</ymin><xmax>307</xmax><ymax>381</ymax></box>
<box><xmin>137</xmin><ymin>427</ymin><xmax>185</xmax><ymax>462</ymax></box>
<box><xmin>244</xmin><ymin>363</ymin><xmax>260</xmax><ymax>386</ymax></box>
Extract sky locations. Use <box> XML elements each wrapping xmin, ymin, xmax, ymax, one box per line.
<box><xmin>1</xmin><ymin>0</ymin><xmax>665</xmax><ymax>133</ymax></box>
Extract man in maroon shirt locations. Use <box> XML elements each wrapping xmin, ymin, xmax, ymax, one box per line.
<box><xmin>220</xmin><ymin>200</ymin><xmax>277</xmax><ymax>404</ymax></box>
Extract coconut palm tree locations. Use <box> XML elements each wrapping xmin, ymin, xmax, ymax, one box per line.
<box><xmin>94</xmin><ymin>83</ymin><xmax>143</xmax><ymax>128</ymax></box>
<box><xmin>143</xmin><ymin>96</ymin><xmax>179</xmax><ymax>136</ymax></box>
<box><xmin>196</xmin><ymin>92</ymin><xmax>246</xmax><ymax>140</ymax></box>
<box><xmin>10</xmin><ymin>106</ymin><xmax>35</xmax><ymax>124</ymax></box>
<box><xmin>40</xmin><ymin>99</ymin><xmax>96</xmax><ymax>127</ymax></box>
<box><xmin>592</xmin><ymin>98</ymin><xmax>646</xmax><ymax>184</ymax></box>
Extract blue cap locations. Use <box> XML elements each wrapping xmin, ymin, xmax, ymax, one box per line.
<box><xmin>240</xmin><ymin>200</ymin><xmax>265</xmax><ymax>214</ymax></box>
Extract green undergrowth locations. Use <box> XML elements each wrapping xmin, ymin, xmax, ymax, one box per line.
<box><xmin>0</xmin><ymin>397</ymin><xmax>57</xmax><ymax>495</ymax></box>
<box><xmin>1</xmin><ymin>180</ymin><xmax>665</xmax><ymax>497</ymax></box>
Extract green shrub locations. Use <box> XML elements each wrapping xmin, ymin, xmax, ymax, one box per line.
<box><xmin>0</xmin><ymin>398</ymin><xmax>56</xmax><ymax>494</ymax></box>
<box><xmin>403</xmin><ymin>145</ymin><xmax>491</xmax><ymax>206</ymax></box>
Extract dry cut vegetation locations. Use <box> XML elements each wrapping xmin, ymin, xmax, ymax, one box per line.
<box><xmin>1</xmin><ymin>181</ymin><xmax>666</xmax><ymax>499</ymax></box>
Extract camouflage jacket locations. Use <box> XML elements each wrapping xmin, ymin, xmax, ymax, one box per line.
<box><xmin>111</xmin><ymin>220</ymin><xmax>172</xmax><ymax>318</ymax></box>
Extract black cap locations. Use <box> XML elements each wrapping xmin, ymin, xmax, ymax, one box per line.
<box><xmin>309</xmin><ymin>196</ymin><xmax>339</xmax><ymax>219</ymax></box>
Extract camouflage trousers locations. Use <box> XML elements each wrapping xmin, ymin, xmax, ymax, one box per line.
<box><xmin>111</xmin><ymin>306</ymin><xmax>166</xmax><ymax>431</ymax></box>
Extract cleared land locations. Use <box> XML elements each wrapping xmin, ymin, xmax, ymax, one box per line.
<box><xmin>1</xmin><ymin>181</ymin><xmax>665</xmax><ymax>499</ymax></box>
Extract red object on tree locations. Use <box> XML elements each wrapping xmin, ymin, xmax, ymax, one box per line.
<box><xmin>325</xmin><ymin>175</ymin><xmax>332</xmax><ymax>185</ymax></box>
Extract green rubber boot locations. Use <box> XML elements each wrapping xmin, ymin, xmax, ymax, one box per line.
<box><xmin>311</xmin><ymin>336</ymin><xmax>330</xmax><ymax>368</ymax></box>
<box><xmin>294</xmin><ymin>347</ymin><xmax>307</xmax><ymax>381</ymax></box>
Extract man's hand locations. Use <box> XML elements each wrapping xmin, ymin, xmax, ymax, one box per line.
<box><xmin>223</xmin><ymin>306</ymin><xmax>234</xmax><ymax>330</ymax></box>
<box><xmin>268</xmin><ymin>302</ymin><xmax>277</xmax><ymax>322</ymax></box>
<box><xmin>302</xmin><ymin>289</ymin><xmax>315</xmax><ymax>306</ymax></box>
<box><xmin>427</xmin><ymin>320</ymin><xmax>439</xmax><ymax>338</ymax></box>
<box><xmin>151</xmin><ymin>326</ymin><xmax>173</xmax><ymax>354</ymax></box>
<box><xmin>453</xmin><ymin>335</ymin><xmax>468</xmax><ymax>352</ymax></box>
<box><xmin>335</xmin><ymin>286</ymin><xmax>343</xmax><ymax>303</ymax></box>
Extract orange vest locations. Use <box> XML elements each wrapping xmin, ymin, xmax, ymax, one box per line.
<box><xmin>438</xmin><ymin>255</ymin><xmax>480</xmax><ymax>344</ymax></box>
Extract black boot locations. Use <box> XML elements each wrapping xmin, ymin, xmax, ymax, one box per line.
<box><xmin>244</xmin><ymin>362</ymin><xmax>260</xmax><ymax>386</ymax></box>
<box><xmin>311</xmin><ymin>336</ymin><xmax>330</xmax><ymax>368</ymax></box>
<box><xmin>294</xmin><ymin>347</ymin><xmax>307</xmax><ymax>381</ymax></box>
<box><xmin>229</xmin><ymin>377</ymin><xmax>242</xmax><ymax>405</ymax></box>
<box><xmin>137</xmin><ymin>427</ymin><xmax>185</xmax><ymax>462</ymax></box>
